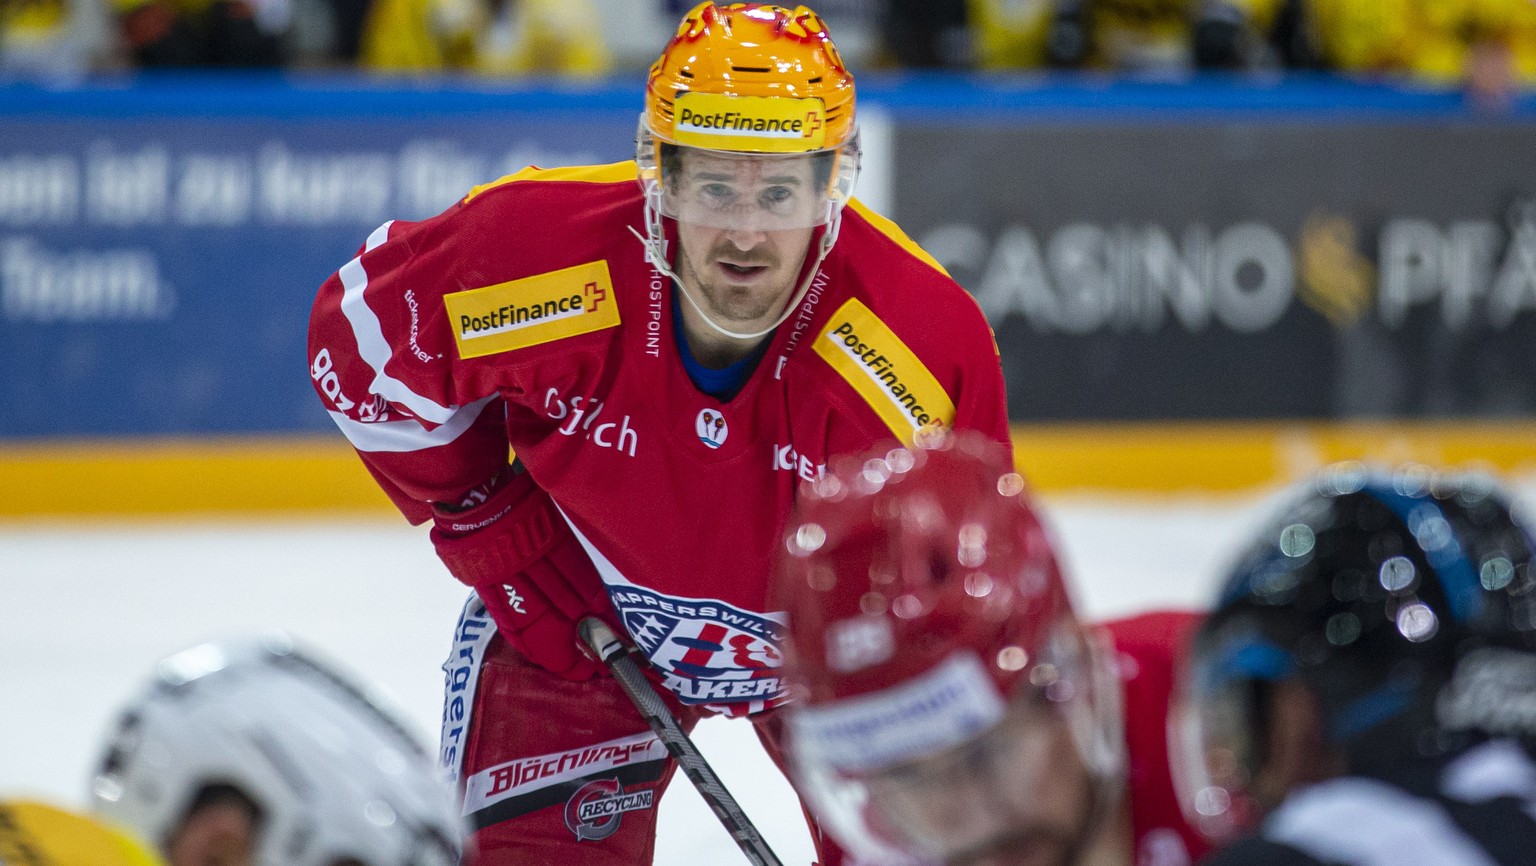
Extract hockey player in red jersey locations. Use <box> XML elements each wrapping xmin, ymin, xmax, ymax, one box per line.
<box><xmin>775</xmin><ymin>431</ymin><xmax>1207</xmax><ymax>866</ymax></box>
<box><xmin>306</xmin><ymin>3</ymin><xmax>1009</xmax><ymax>863</ymax></box>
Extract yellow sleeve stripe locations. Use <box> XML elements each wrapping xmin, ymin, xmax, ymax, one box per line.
<box><xmin>814</xmin><ymin>298</ymin><xmax>955</xmax><ymax>446</ymax></box>
<box><xmin>847</xmin><ymin>198</ymin><xmax>951</xmax><ymax>278</ymax></box>
<box><xmin>462</xmin><ymin>161</ymin><xmax>638</xmax><ymax>204</ymax></box>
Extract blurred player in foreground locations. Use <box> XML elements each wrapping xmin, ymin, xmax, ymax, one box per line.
<box><xmin>776</xmin><ymin>431</ymin><xmax>1207</xmax><ymax>866</ymax></box>
<box><xmin>90</xmin><ymin>634</ymin><xmax>466</xmax><ymax>866</ymax></box>
<box><xmin>308</xmin><ymin>1</ymin><xmax>1007</xmax><ymax>862</ymax></box>
<box><xmin>1179</xmin><ymin>464</ymin><xmax>1536</xmax><ymax>866</ymax></box>
<box><xmin>0</xmin><ymin>799</ymin><xmax>165</xmax><ymax>866</ymax></box>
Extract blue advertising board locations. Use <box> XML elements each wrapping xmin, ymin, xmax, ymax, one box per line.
<box><xmin>4</xmin><ymin>74</ymin><xmax>1535</xmax><ymax>441</ymax></box>
<box><xmin>0</xmin><ymin>79</ymin><xmax>636</xmax><ymax>438</ymax></box>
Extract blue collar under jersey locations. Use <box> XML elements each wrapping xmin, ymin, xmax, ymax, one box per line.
<box><xmin>672</xmin><ymin>289</ymin><xmax>770</xmax><ymax>402</ymax></box>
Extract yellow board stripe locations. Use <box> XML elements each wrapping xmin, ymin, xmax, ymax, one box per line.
<box><xmin>0</xmin><ymin>436</ymin><xmax>394</xmax><ymax>517</ymax></box>
<box><xmin>0</xmin><ymin>421</ymin><xmax>1532</xmax><ymax>518</ymax></box>
<box><xmin>814</xmin><ymin>298</ymin><xmax>955</xmax><ymax>446</ymax></box>
<box><xmin>1013</xmin><ymin>420</ymin><xmax>1536</xmax><ymax>494</ymax></box>
<box><xmin>444</xmin><ymin>260</ymin><xmax>620</xmax><ymax>359</ymax></box>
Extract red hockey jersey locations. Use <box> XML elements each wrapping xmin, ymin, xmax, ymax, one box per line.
<box><xmin>1102</xmin><ymin>610</ymin><xmax>1209</xmax><ymax>866</ymax></box>
<box><xmin>308</xmin><ymin>161</ymin><xmax>1009</xmax><ymax>712</ymax></box>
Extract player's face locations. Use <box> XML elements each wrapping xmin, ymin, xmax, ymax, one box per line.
<box><xmin>164</xmin><ymin>798</ymin><xmax>257</xmax><ymax>866</ymax></box>
<box><xmin>670</xmin><ymin>150</ymin><xmax>818</xmax><ymax>327</ymax></box>
<box><xmin>864</xmin><ymin>697</ymin><xmax>1096</xmax><ymax>866</ymax></box>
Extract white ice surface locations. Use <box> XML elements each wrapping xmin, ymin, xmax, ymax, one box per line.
<box><xmin>3</xmin><ymin>482</ymin><xmax>1531</xmax><ymax>864</ymax></box>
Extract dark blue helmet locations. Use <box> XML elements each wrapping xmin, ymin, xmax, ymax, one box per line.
<box><xmin>1177</xmin><ymin>464</ymin><xmax>1536</xmax><ymax>840</ymax></box>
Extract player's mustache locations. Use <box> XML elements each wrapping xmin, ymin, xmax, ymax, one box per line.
<box><xmin>711</xmin><ymin>246</ymin><xmax>778</xmax><ymax>267</ymax></box>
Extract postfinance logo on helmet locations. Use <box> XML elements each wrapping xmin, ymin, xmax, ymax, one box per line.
<box><xmin>673</xmin><ymin>92</ymin><xmax>827</xmax><ymax>153</ymax></box>
<box><xmin>635</xmin><ymin>2</ymin><xmax>860</xmax><ymax>341</ymax></box>
<box><xmin>642</xmin><ymin>4</ymin><xmax>855</xmax><ymax>181</ymax></box>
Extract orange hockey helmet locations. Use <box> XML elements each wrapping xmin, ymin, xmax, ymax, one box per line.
<box><xmin>644</xmin><ymin>2</ymin><xmax>857</xmax><ymax>156</ymax></box>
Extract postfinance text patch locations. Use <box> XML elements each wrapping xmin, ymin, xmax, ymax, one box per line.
<box><xmin>815</xmin><ymin>298</ymin><xmax>955</xmax><ymax>445</ymax></box>
<box><xmin>673</xmin><ymin>92</ymin><xmax>826</xmax><ymax>154</ymax></box>
<box><xmin>444</xmin><ymin>260</ymin><xmax>620</xmax><ymax>359</ymax></box>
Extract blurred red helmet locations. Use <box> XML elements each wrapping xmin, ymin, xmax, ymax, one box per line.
<box><xmin>779</xmin><ymin>431</ymin><xmax>1072</xmax><ymax>708</ymax></box>
<box><xmin>776</xmin><ymin>431</ymin><xmax>1123</xmax><ymax>864</ymax></box>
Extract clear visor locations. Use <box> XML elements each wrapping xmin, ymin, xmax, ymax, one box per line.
<box><xmin>637</xmin><ymin>116</ymin><xmax>860</xmax><ymax>232</ymax></box>
<box><xmin>877</xmin><ymin>697</ymin><xmax>1096</xmax><ymax>864</ymax></box>
<box><xmin>1170</xmin><ymin>647</ymin><xmax>1280</xmax><ymax>844</ymax></box>
<box><xmin>788</xmin><ymin>635</ymin><xmax>1121</xmax><ymax>864</ymax></box>
<box><xmin>792</xmin><ymin>693</ymin><xmax>1102</xmax><ymax>865</ymax></box>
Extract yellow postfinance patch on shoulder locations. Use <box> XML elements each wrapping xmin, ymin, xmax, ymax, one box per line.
<box><xmin>814</xmin><ymin>298</ymin><xmax>956</xmax><ymax>446</ymax></box>
<box><xmin>444</xmin><ymin>261</ymin><xmax>620</xmax><ymax>359</ymax></box>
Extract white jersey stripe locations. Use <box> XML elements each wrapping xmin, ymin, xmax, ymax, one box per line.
<box><xmin>327</xmin><ymin>394</ymin><xmax>496</xmax><ymax>453</ymax></box>
<box><xmin>1267</xmin><ymin>776</ymin><xmax>1500</xmax><ymax>866</ymax></box>
<box><xmin>556</xmin><ymin>502</ymin><xmax>635</xmax><ymax>590</ymax></box>
<box><xmin>338</xmin><ymin>220</ymin><xmax>457</xmax><ymax>426</ymax></box>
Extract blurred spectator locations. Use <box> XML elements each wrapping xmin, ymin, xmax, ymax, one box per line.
<box><xmin>878</xmin><ymin>0</ymin><xmax>970</xmax><ymax>68</ymax></box>
<box><xmin>1308</xmin><ymin>0</ymin><xmax>1536</xmax><ymax>107</ymax></box>
<box><xmin>285</xmin><ymin>0</ymin><xmax>370</xmax><ymax>65</ymax></box>
<box><xmin>112</xmin><ymin>0</ymin><xmax>289</xmax><ymax>66</ymax></box>
<box><xmin>0</xmin><ymin>0</ymin><xmax>116</xmax><ymax>77</ymax></box>
<box><xmin>358</xmin><ymin>0</ymin><xmax>609</xmax><ymax>76</ymax></box>
<box><xmin>966</xmin><ymin>0</ymin><xmax>1293</xmax><ymax>71</ymax></box>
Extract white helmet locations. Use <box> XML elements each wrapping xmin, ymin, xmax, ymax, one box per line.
<box><xmin>92</xmin><ymin>634</ymin><xmax>466</xmax><ymax>866</ymax></box>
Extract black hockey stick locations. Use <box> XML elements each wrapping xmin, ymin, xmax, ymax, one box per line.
<box><xmin>577</xmin><ymin>617</ymin><xmax>785</xmax><ymax>866</ymax></box>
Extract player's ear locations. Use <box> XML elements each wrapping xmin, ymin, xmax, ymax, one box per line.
<box><xmin>1250</xmin><ymin>679</ymin><xmax>1344</xmax><ymax>811</ymax></box>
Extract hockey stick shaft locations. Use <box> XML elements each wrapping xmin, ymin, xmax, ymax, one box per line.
<box><xmin>578</xmin><ymin>617</ymin><xmax>785</xmax><ymax>866</ymax></box>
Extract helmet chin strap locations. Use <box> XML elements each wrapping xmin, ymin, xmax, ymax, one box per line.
<box><xmin>629</xmin><ymin>195</ymin><xmax>842</xmax><ymax>342</ymax></box>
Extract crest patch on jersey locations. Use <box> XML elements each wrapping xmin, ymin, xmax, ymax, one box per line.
<box><xmin>695</xmin><ymin>409</ymin><xmax>728</xmax><ymax>449</ymax></box>
<box><xmin>444</xmin><ymin>260</ymin><xmax>620</xmax><ymax>359</ymax></box>
<box><xmin>612</xmin><ymin>586</ymin><xmax>785</xmax><ymax>706</ymax></box>
<box><xmin>813</xmin><ymin>298</ymin><xmax>956</xmax><ymax>445</ymax></box>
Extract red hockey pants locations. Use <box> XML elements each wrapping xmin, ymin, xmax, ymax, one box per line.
<box><xmin>439</xmin><ymin>594</ymin><xmax>843</xmax><ymax>865</ymax></box>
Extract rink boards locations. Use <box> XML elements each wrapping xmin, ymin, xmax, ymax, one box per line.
<box><xmin>2</xmin><ymin>76</ymin><xmax>1533</xmax><ymax>514</ymax></box>
<box><xmin>2</xmin><ymin>422</ymin><xmax>1533</xmax><ymax>517</ymax></box>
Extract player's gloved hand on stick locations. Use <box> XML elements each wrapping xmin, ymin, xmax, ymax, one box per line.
<box><xmin>430</xmin><ymin>465</ymin><xmax>613</xmax><ymax>680</ymax></box>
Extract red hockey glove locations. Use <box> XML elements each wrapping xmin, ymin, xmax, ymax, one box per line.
<box><xmin>430</xmin><ymin>468</ymin><xmax>613</xmax><ymax>680</ymax></box>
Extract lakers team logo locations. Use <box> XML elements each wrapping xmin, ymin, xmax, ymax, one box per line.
<box><xmin>563</xmin><ymin>778</ymin><xmax>655</xmax><ymax>842</ymax></box>
<box><xmin>696</xmin><ymin>409</ymin><xmax>728</xmax><ymax>449</ymax></box>
<box><xmin>616</xmin><ymin>601</ymin><xmax>786</xmax><ymax>705</ymax></box>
